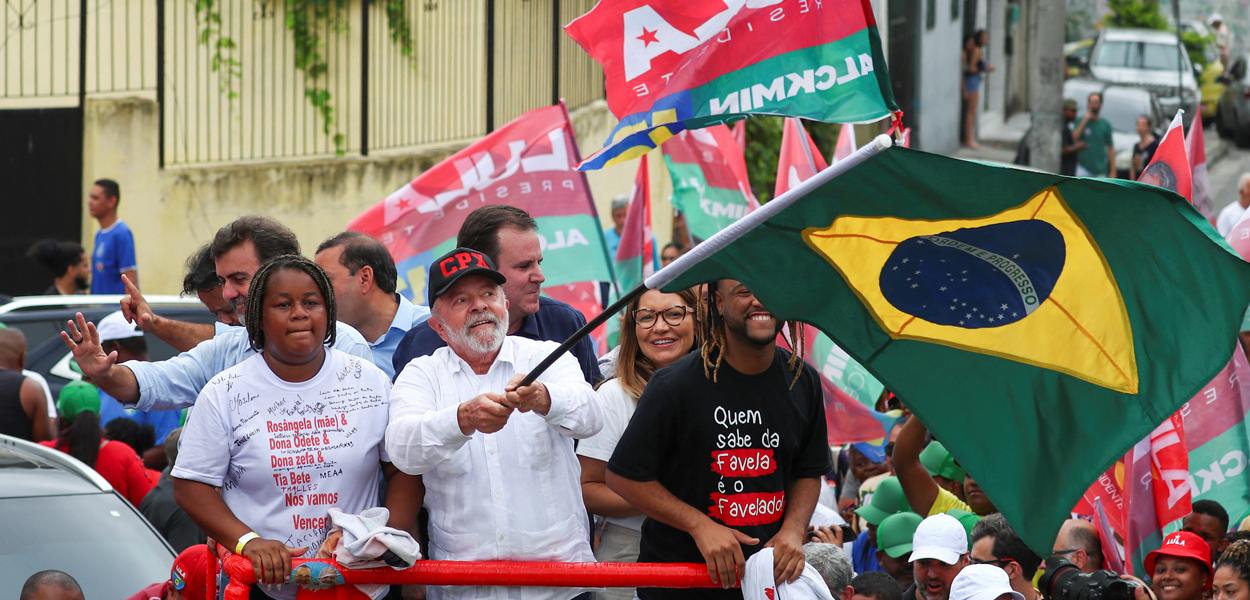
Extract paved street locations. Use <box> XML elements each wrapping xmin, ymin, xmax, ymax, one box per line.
<box><xmin>1208</xmin><ymin>138</ymin><xmax>1250</xmax><ymax>213</ymax></box>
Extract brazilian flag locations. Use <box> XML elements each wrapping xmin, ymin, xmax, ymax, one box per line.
<box><xmin>662</xmin><ymin>147</ymin><xmax>1250</xmax><ymax>552</ymax></box>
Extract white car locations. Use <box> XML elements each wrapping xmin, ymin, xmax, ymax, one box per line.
<box><xmin>1089</xmin><ymin>28</ymin><xmax>1199</xmax><ymax>123</ymax></box>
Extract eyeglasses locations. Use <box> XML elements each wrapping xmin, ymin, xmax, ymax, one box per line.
<box><xmin>633</xmin><ymin>306</ymin><xmax>693</xmax><ymax>329</ymax></box>
<box><xmin>971</xmin><ymin>557</ymin><xmax>1017</xmax><ymax>568</ymax></box>
<box><xmin>1050</xmin><ymin>548</ymin><xmax>1082</xmax><ymax>560</ymax></box>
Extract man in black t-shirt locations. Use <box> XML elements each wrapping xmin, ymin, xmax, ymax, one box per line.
<box><xmin>607</xmin><ymin>279</ymin><xmax>831</xmax><ymax>600</ymax></box>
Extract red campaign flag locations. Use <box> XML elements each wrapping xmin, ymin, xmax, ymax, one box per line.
<box><xmin>731</xmin><ymin>120</ymin><xmax>746</xmax><ymax>150</ymax></box>
<box><xmin>1119</xmin><ymin>343</ymin><xmax>1250</xmax><ymax>575</ymax></box>
<box><xmin>1138</xmin><ymin>111</ymin><xmax>1193</xmax><ymax>203</ymax></box>
<box><xmin>564</xmin><ymin>0</ymin><xmax>897</xmax><ymax>169</ymax></box>
<box><xmin>347</xmin><ymin>104</ymin><xmax>614</xmax><ymax>350</ymax></box>
<box><xmin>1186</xmin><ymin>112</ymin><xmax>1216</xmax><ymax>221</ymax></box>
<box><xmin>831</xmin><ymin>123</ymin><xmax>858</xmax><ymax>164</ymax></box>
<box><xmin>663</xmin><ymin>124</ymin><xmax>759</xmax><ymax>241</ymax></box>
<box><xmin>1146</xmin><ymin>413</ymin><xmax>1193</xmax><ymax>528</ymax></box>
<box><xmin>774</xmin><ymin>118</ymin><xmax>828</xmax><ymax>198</ymax></box>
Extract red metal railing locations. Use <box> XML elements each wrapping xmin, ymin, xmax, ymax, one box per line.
<box><xmin>210</xmin><ymin>551</ymin><xmax>729</xmax><ymax>599</ymax></box>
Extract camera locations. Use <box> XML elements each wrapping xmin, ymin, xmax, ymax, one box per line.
<box><xmin>1039</xmin><ymin>558</ymin><xmax>1137</xmax><ymax>600</ymax></box>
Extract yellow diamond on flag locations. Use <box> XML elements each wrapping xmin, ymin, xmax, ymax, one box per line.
<box><xmin>801</xmin><ymin>187</ymin><xmax>1138</xmax><ymax>393</ymax></box>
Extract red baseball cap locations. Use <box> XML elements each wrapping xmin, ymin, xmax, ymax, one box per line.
<box><xmin>170</xmin><ymin>544</ymin><xmax>212</xmax><ymax>599</ymax></box>
<box><xmin>1144</xmin><ymin>531</ymin><xmax>1212</xmax><ymax>588</ymax></box>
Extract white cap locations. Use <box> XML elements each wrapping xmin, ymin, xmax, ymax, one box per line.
<box><xmin>950</xmin><ymin>564</ymin><xmax>1026</xmax><ymax>600</ymax></box>
<box><xmin>910</xmin><ymin>513</ymin><xmax>969</xmax><ymax>565</ymax></box>
<box><xmin>1209</xmin><ymin>12</ymin><xmax>1224</xmax><ymax>24</ymax></box>
<box><xmin>742</xmin><ymin>548</ymin><xmax>836</xmax><ymax>600</ymax></box>
<box><xmin>96</xmin><ymin>311</ymin><xmax>142</xmax><ymax>342</ymax></box>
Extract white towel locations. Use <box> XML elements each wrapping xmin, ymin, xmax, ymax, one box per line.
<box><xmin>743</xmin><ymin>548</ymin><xmax>837</xmax><ymax>600</ymax></box>
<box><xmin>327</xmin><ymin>507</ymin><xmax>423</xmax><ymax>598</ymax></box>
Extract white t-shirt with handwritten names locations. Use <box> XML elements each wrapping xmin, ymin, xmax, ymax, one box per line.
<box><xmin>173</xmin><ymin>349</ymin><xmax>391</xmax><ymax>599</ymax></box>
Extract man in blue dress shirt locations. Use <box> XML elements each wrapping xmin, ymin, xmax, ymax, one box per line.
<box><xmin>316</xmin><ymin>231</ymin><xmax>431</xmax><ymax>379</ymax></box>
<box><xmin>391</xmin><ymin>205</ymin><xmax>603</xmax><ymax>385</ymax></box>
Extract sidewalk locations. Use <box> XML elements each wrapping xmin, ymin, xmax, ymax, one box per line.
<box><xmin>952</xmin><ymin>110</ymin><xmax>1231</xmax><ymax>170</ymax></box>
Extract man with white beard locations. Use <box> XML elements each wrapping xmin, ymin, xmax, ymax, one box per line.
<box><xmin>386</xmin><ymin>247</ymin><xmax>603</xmax><ymax>600</ymax></box>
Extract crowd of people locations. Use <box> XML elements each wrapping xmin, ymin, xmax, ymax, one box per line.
<box><xmin>3</xmin><ymin>195</ymin><xmax>1250</xmax><ymax>600</ymax></box>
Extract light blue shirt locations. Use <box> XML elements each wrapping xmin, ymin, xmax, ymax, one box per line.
<box><xmin>126</xmin><ymin>321</ymin><xmax>372</xmax><ymax>411</ymax></box>
<box><xmin>371</xmin><ymin>295</ymin><xmax>431</xmax><ymax>379</ymax></box>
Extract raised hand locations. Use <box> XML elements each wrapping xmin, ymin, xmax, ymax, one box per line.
<box><xmin>119</xmin><ymin>274</ymin><xmax>155</xmax><ymax>328</ymax></box>
<box><xmin>59</xmin><ymin>312</ymin><xmax>118</xmax><ymax>380</ymax></box>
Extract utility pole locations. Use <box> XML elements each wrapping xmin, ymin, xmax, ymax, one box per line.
<box><xmin>1173</xmin><ymin>0</ymin><xmax>1184</xmax><ymax>107</ymax></box>
<box><xmin>1026</xmin><ymin>0</ymin><xmax>1066</xmax><ymax>173</ymax></box>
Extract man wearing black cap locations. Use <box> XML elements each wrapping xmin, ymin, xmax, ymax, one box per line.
<box><xmin>386</xmin><ymin>247</ymin><xmax>603</xmax><ymax>600</ymax></box>
<box><xmin>389</xmin><ymin>205</ymin><xmax>602</xmax><ymax>384</ymax></box>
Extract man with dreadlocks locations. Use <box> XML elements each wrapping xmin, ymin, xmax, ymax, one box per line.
<box><xmin>607</xmin><ymin>279</ymin><xmax>831</xmax><ymax>600</ymax></box>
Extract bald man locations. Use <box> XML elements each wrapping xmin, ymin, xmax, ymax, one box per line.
<box><xmin>0</xmin><ymin>329</ymin><xmax>50</xmax><ymax>442</ymax></box>
<box><xmin>1052</xmin><ymin>519</ymin><xmax>1104</xmax><ymax>573</ymax></box>
<box><xmin>20</xmin><ymin>570</ymin><xmax>84</xmax><ymax>600</ymax></box>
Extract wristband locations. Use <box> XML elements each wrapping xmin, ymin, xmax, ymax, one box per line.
<box><xmin>235</xmin><ymin>531</ymin><xmax>261</xmax><ymax>554</ymax></box>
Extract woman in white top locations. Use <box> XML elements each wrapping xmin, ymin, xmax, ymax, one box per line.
<box><xmin>577</xmin><ymin>288</ymin><xmax>699</xmax><ymax>600</ymax></box>
<box><xmin>172</xmin><ymin>255</ymin><xmax>421</xmax><ymax>599</ymax></box>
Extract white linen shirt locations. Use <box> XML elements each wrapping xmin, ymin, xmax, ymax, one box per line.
<box><xmin>386</xmin><ymin>336</ymin><xmax>603</xmax><ymax>600</ymax></box>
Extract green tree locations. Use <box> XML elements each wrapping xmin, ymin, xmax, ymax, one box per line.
<box><xmin>1181</xmin><ymin>31</ymin><xmax>1215</xmax><ymax>68</ymax></box>
<box><xmin>1105</xmin><ymin>0</ymin><xmax>1169</xmax><ymax>30</ymax></box>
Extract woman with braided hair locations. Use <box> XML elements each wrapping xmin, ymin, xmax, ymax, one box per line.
<box><xmin>172</xmin><ymin>255</ymin><xmax>420</xmax><ymax>598</ymax></box>
<box><xmin>606</xmin><ymin>278</ymin><xmax>831</xmax><ymax>599</ymax></box>
<box><xmin>1215</xmin><ymin>540</ymin><xmax>1250</xmax><ymax>600</ymax></box>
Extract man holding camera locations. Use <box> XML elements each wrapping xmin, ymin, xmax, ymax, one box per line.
<box><xmin>1073</xmin><ymin>92</ymin><xmax>1116</xmax><ymax>178</ymax></box>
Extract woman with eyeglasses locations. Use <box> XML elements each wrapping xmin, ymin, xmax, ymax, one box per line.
<box><xmin>577</xmin><ymin>288</ymin><xmax>700</xmax><ymax>600</ymax></box>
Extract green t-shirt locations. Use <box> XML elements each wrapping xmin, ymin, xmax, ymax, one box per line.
<box><xmin>1077</xmin><ymin>118</ymin><xmax>1114</xmax><ymax>176</ymax></box>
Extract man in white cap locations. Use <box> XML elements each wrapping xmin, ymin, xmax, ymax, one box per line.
<box><xmin>911</xmin><ymin>513</ymin><xmax>971</xmax><ymax>600</ymax></box>
<box><xmin>949</xmin><ymin>565</ymin><xmax>1024</xmax><ymax>600</ymax></box>
<box><xmin>94</xmin><ymin>311</ymin><xmax>181</xmax><ymax>456</ymax></box>
<box><xmin>1210</xmin><ymin>13</ymin><xmax>1233</xmax><ymax>67</ymax></box>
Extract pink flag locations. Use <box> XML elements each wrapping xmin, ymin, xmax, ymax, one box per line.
<box><xmin>831</xmin><ymin>123</ymin><xmax>857</xmax><ymax>164</ymax></box>
<box><xmin>1138</xmin><ymin>111</ymin><xmax>1193</xmax><ymax>203</ymax></box>
<box><xmin>731</xmin><ymin>120</ymin><xmax>746</xmax><ymax>150</ymax></box>
<box><xmin>898</xmin><ymin>127</ymin><xmax>912</xmax><ymax>148</ymax></box>
<box><xmin>614</xmin><ymin>159</ymin><xmax>655</xmax><ymax>292</ymax></box>
<box><xmin>1187</xmin><ymin>112</ymin><xmax>1216</xmax><ymax>220</ymax></box>
<box><xmin>774</xmin><ymin>118</ymin><xmax>829</xmax><ymax>198</ymax></box>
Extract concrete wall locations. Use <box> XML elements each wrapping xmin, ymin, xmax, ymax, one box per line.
<box><xmin>81</xmin><ymin>96</ymin><xmax>671</xmax><ymax>295</ymax></box>
<box><xmin>985</xmin><ymin>0</ymin><xmax>1009</xmax><ymax>117</ymax></box>
<box><xmin>917</xmin><ymin>0</ymin><xmax>965</xmax><ymax>154</ymax></box>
